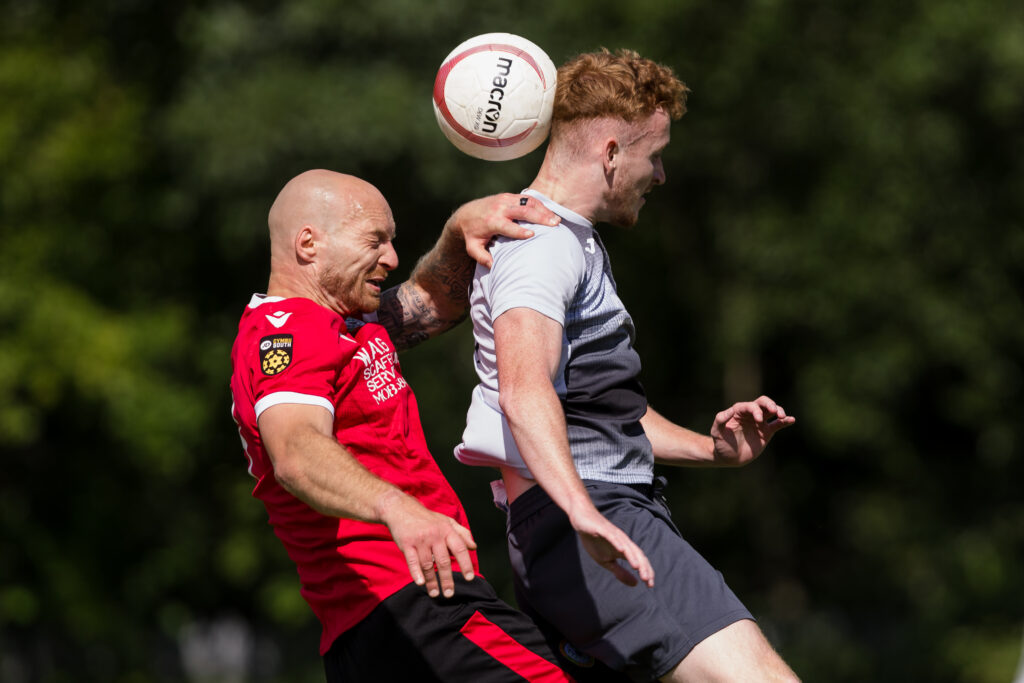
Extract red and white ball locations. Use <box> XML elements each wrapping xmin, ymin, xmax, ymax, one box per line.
<box><xmin>432</xmin><ymin>33</ymin><xmax>557</xmax><ymax>161</ymax></box>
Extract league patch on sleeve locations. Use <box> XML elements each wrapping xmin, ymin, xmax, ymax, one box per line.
<box><xmin>259</xmin><ymin>334</ymin><xmax>293</xmax><ymax>375</ymax></box>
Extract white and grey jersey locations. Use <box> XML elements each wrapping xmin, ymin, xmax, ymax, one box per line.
<box><xmin>455</xmin><ymin>190</ymin><xmax>653</xmax><ymax>484</ymax></box>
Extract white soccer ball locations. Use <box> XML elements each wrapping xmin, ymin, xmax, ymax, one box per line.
<box><xmin>432</xmin><ymin>33</ymin><xmax>557</xmax><ymax>161</ymax></box>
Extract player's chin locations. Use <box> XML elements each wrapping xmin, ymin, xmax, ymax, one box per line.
<box><xmin>610</xmin><ymin>211</ymin><xmax>641</xmax><ymax>229</ymax></box>
<box><xmin>363</xmin><ymin>294</ymin><xmax>382</xmax><ymax>312</ymax></box>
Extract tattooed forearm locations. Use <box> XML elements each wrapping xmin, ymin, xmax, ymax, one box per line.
<box><xmin>375</xmin><ymin>213</ymin><xmax>480</xmax><ymax>351</ymax></box>
<box><xmin>377</xmin><ymin>280</ymin><xmax>469</xmax><ymax>352</ymax></box>
<box><xmin>412</xmin><ymin>240</ymin><xmax>474</xmax><ymax>310</ymax></box>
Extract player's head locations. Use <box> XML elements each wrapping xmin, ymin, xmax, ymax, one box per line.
<box><xmin>268</xmin><ymin>170</ymin><xmax>398</xmax><ymax>316</ymax></box>
<box><xmin>552</xmin><ymin>48</ymin><xmax>688</xmax><ymax>127</ymax></box>
<box><xmin>545</xmin><ymin>49</ymin><xmax>689</xmax><ymax>228</ymax></box>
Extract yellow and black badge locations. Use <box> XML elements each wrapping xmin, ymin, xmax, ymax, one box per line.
<box><xmin>259</xmin><ymin>334</ymin><xmax>293</xmax><ymax>375</ymax></box>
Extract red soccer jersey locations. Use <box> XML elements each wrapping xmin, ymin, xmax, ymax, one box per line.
<box><xmin>230</xmin><ymin>294</ymin><xmax>479</xmax><ymax>654</ymax></box>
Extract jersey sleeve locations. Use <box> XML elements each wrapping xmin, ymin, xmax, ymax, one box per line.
<box><xmin>488</xmin><ymin>226</ymin><xmax>585</xmax><ymax>325</ymax></box>
<box><xmin>249</xmin><ymin>313</ymin><xmax>344</xmax><ymax>420</ymax></box>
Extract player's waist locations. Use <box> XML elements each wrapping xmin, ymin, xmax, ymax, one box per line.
<box><xmin>500</xmin><ymin>467</ymin><xmax>537</xmax><ymax>505</ymax></box>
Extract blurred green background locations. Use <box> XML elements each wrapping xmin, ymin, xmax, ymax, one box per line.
<box><xmin>2</xmin><ymin>0</ymin><xmax>1022</xmax><ymax>680</ymax></box>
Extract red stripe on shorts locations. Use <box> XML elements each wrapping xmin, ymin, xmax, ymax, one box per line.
<box><xmin>459</xmin><ymin>611</ymin><xmax>575</xmax><ymax>682</ymax></box>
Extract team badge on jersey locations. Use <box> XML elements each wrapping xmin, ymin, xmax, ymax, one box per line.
<box><xmin>259</xmin><ymin>334</ymin><xmax>293</xmax><ymax>375</ymax></box>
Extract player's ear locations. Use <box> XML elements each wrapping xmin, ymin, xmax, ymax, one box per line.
<box><xmin>295</xmin><ymin>225</ymin><xmax>317</xmax><ymax>264</ymax></box>
<box><xmin>603</xmin><ymin>138</ymin><xmax>619</xmax><ymax>179</ymax></box>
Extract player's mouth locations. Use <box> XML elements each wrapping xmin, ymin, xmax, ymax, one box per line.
<box><xmin>367</xmin><ymin>276</ymin><xmax>387</xmax><ymax>293</ymax></box>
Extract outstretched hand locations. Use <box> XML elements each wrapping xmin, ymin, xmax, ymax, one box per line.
<box><xmin>710</xmin><ymin>395</ymin><xmax>796</xmax><ymax>466</ymax></box>
<box><xmin>449</xmin><ymin>193</ymin><xmax>560</xmax><ymax>267</ymax></box>
<box><xmin>570</xmin><ymin>507</ymin><xmax>655</xmax><ymax>588</ymax></box>
<box><xmin>379</xmin><ymin>492</ymin><xmax>478</xmax><ymax>599</ymax></box>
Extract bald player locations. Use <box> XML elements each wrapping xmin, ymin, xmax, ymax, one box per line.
<box><xmin>230</xmin><ymin>170</ymin><xmax>574</xmax><ymax>682</ymax></box>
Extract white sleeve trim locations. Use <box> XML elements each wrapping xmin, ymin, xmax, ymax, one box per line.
<box><xmin>254</xmin><ymin>392</ymin><xmax>335</xmax><ymax>419</ymax></box>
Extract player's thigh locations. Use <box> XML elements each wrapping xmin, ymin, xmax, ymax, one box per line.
<box><xmin>660</xmin><ymin>618</ymin><xmax>798</xmax><ymax>683</ymax></box>
<box><xmin>509</xmin><ymin>483</ymin><xmax>751</xmax><ymax>679</ymax></box>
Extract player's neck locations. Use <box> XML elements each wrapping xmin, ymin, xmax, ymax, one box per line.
<box><xmin>529</xmin><ymin>164</ymin><xmax>602</xmax><ymax>225</ymax></box>
<box><xmin>267</xmin><ymin>271</ymin><xmax>359</xmax><ymax>319</ymax></box>
<box><xmin>266</xmin><ymin>270</ymin><xmax>325</xmax><ymax>309</ymax></box>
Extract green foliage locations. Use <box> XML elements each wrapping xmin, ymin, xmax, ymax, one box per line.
<box><xmin>2</xmin><ymin>0</ymin><xmax>1022</xmax><ymax>680</ymax></box>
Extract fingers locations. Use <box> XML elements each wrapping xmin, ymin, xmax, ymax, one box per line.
<box><xmin>400</xmin><ymin>521</ymin><xmax>477</xmax><ymax>599</ymax></box>
<box><xmin>450</xmin><ymin>522</ymin><xmax>478</xmax><ymax>582</ymax></box>
<box><xmin>604</xmin><ymin>540</ymin><xmax>654</xmax><ymax>588</ymax></box>
<box><xmin>405</xmin><ymin>543</ymin><xmax>453</xmax><ymax>599</ymax></box>
<box><xmin>605</xmin><ymin>560</ymin><xmax>639</xmax><ymax>587</ymax></box>
<box><xmin>725</xmin><ymin>396</ymin><xmax>796</xmax><ymax>426</ymax></box>
<box><xmin>404</xmin><ymin>546</ymin><xmax>429</xmax><ymax>592</ymax></box>
<box><xmin>436</xmin><ymin>522</ymin><xmax>476</xmax><ymax>597</ymax></box>
<box><xmin>578</xmin><ymin>516</ymin><xmax>656</xmax><ymax>588</ymax></box>
<box><xmin>714</xmin><ymin>405</ymin><xmax>736</xmax><ymax>427</ymax></box>
<box><xmin>765</xmin><ymin>414</ymin><xmax>797</xmax><ymax>434</ymax></box>
<box><xmin>465</xmin><ymin>239</ymin><xmax>495</xmax><ymax>268</ymax></box>
<box><xmin>505</xmin><ymin>194</ymin><xmax>559</xmax><ymax>229</ymax></box>
<box><xmin>618</xmin><ymin>537</ymin><xmax>655</xmax><ymax>588</ymax></box>
<box><xmin>752</xmin><ymin>395</ymin><xmax>798</xmax><ymax>425</ymax></box>
<box><xmin>451</xmin><ymin>520</ymin><xmax>478</xmax><ymax>551</ymax></box>
<box><xmin>599</xmin><ymin>523</ymin><xmax>655</xmax><ymax>587</ymax></box>
<box><xmin>458</xmin><ymin>194</ymin><xmax>551</xmax><ymax>269</ymax></box>
<box><xmin>432</xmin><ymin>539</ymin><xmax>454</xmax><ymax>598</ymax></box>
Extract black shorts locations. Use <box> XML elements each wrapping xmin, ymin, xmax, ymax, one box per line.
<box><xmin>323</xmin><ymin>575</ymin><xmax>574</xmax><ymax>682</ymax></box>
<box><xmin>507</xmin><ymin>479</ymin><xmax>753</xmax><ymax>682</ymax></box>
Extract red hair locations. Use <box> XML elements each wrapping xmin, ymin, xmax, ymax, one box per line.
<box><xmin>553</xmin><ymin>48</ymin><xmax>689</xmax><ymax>124</ymax></box>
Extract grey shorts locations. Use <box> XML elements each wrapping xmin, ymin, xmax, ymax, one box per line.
<box><xmin>506</xmin><ymin>479</ymin><xmax>753</xmax><ymax>682</ymax></box>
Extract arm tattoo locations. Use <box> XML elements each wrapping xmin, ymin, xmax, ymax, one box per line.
<box><xmin>376</xmin><ymin>223</ymin><xmax>477</xmax><ymax>352</ymax></box>
<box><xmin>376</xmin><ymin>284</ymin><xmax>432</xmax><ymax>352</ymax></box>
<box><xmin>376</xmin><ymin>275</ymin><xmax>469</xmax><ymax>352</ymax></box>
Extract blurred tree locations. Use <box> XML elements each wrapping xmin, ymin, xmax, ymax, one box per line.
<box><xmin>0</xmin><ymin>3</ymin><xmax>317</xmax><ymax>681</ymax></box>
<box><xmin>1</xmin><ymin>0</ymin><xmax>1021</xmax><ymax>681</ymax></box>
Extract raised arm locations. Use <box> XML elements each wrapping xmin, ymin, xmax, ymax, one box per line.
<box><xmin>376</xmin><ymin>194</ymin><xmax>558</xmax><ymax>350</ymax></box>
<box><xmin>643</xmin><ymin>397</ymin><xmax>796</xmax><ymax>467</ymax></box>
<box><xmin>495</xmin><ymin>307</ymin><xmax>654</xmax><ymax>588</ymax></box>
<box><xmin>258</xmin><ymin>402</ymin><xmax>477</xmax><ymax>598</ymax></box>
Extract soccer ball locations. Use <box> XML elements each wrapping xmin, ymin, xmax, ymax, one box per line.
<box><xmin>432</xmin><ymin>33</ymin><xmax>557</xmax><ymax>161</ymax></box>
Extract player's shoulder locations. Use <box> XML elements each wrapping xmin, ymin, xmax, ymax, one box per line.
<box><xmin>493</xmin><ymin>221</ymin><xmax>584</xmax><ymax>258</ymax></box>
<box><xmin>486</xmin><ymin>224</ymin><xmax>585</xmax><ymax>292</ymax></box>
<box><xmin>239</xmin><ymin>296</ymin><xmax>342</xmax><ymax>339</ymax></box>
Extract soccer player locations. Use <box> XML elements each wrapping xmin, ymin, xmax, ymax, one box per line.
<box><xmin>230</xmin><ymin>169</ymin><xmax>576</xmax><ymax>682</ymax></box>
<box><xmin>455</xmin><ymin>50</ymin><xmax>801</xmax><ymax>681</ymax></box>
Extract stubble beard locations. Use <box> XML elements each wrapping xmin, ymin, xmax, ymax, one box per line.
<box><xmin>606</xmin><ymin>195</ymin><xmax>642</xmax><ymax>229</ymax></box>
<box><xmin>318</xmin><ymin>266</ymin><xmax>378</xmax><ymax>316</ymax></box>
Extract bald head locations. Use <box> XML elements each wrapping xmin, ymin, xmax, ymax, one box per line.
<box><xmin>268</xmin><ymin>170</ymin><xmax>388</xmax><ymax>256</ymax></box>
<box><xmin>264</xmin><ymin>169</ymin><xmax>398</xmax><ymax>315</ymax></box>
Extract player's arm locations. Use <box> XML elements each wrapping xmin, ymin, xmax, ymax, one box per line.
<box><xmin>258</xmin><ymin>401</ymin><xmax>477</xmax><ymax>598</ymax></box>
<box><xmin>377</xmin><ymin>194</ymin><xmax>559</xmax><ymax>351</ymax></box>
<box><xmin>643</xmin><ymin>399</ymin><xmax>796</xmax><ymax>468</ymax></box>
<box><xmin>494</xmin><ymin>307</ymin><xmax>654</xmax><ymax>588</ymax></box>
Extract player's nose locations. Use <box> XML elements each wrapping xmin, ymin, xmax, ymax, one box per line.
<box><xmin>653</xmin><ymin>158</ymin><xmax>666</xmax><ymax>186</ymax></box>
<box><xmin>380</xmin><ymin>241</ymin><xmax>399</xmax><ymax>270</ymax></box>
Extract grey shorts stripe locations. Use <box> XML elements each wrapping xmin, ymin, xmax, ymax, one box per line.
<box><xmin>507</xmin><ymin>480</ymin><xmax>753</xmax><ymax>681</ymax></box>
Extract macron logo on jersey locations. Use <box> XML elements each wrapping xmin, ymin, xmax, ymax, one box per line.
<box><xmin>266</xmin><ymin>311</ymin><xmax>292</xmax><ymax>328</ymax></box>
